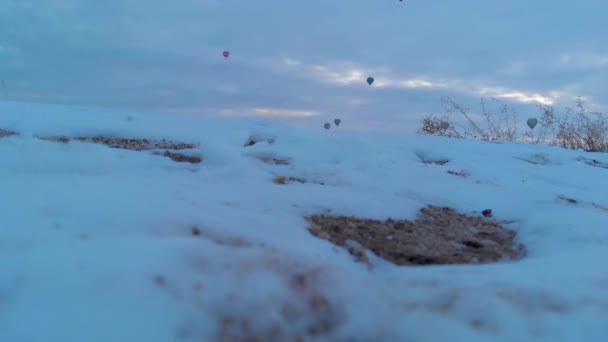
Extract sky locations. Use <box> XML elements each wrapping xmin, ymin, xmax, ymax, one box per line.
<box><xmin>1</xmin><ymin>0</ymin><xmax>607</xmax><ymax>131</ymax></box>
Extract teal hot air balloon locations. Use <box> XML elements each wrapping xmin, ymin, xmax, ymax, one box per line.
<box><xmin>334</xmin><ymin>118</ymin><xmax>341</xmax><ymax>126</ymax></box>
<box><xmin>366</xmin><ymin>77</ymin><xmax>374</xmax><ymax>86</ymax></box>
<box><xmin>324</xmin><ymin>123</ymin><xmax>331</xmax><ymax>130</ymax></box>
<box><xmin>527</xmin><ymin>118</ymin><xmax>538</xmax><ymax>129</ymax></box>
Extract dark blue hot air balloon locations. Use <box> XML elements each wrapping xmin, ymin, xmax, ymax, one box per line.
<box><xmin>527</xmin><ymin>118</ymin><xmax>538</xmax><ymax>129</ymax></box>
<box><xmin>334</xmin><ymin>118</ymin><xmax>341</xmax><ymax>126</ymax></box>
<box><xmin>366</xmin><ymin>77</ymin><xmax>374</xmax><ymax>86</ymax></box>
<box><xmin>323</xmin><ymin>123</ymin><xmax>331</xmax><ymax>130</ymax></box>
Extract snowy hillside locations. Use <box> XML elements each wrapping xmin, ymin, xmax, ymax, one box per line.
<box><xmin>1</xmin><ymin>100</ymin><xmax>608</xmax><ymax>342</ymax></box>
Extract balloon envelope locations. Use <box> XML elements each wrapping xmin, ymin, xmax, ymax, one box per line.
<box><xmin>527</xmin><ymin>118</ymin><xmax>538</xmax><ymax>129</ymax></box>
<box><xmin>334</xmin><ymin>118</ymin><xmax>341</xmax><ymax>126</ymax></box>
<box><xmin>323</xmin><ymin>123</ymin><xmax>331</xmax><ymax>130</ymax></box>
<box><xmin>223</xmin><ymin>51</ymin><xmax>230</xmax><ymax>59</ymax></box>
<box><xmin>366</xmin><ymin>77</ymin><xmax>374</xmax><ymax>85</ymax></box>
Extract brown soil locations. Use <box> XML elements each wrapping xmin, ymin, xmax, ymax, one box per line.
<box><xmin>273</xmin><ymin>176</ymin><xmax>306</xmax><ymax>185</ymax></box>
<box><xmin>34</xmin><ymin>134</ymin><xmax>202</xmax><ymax>164</ymax></box>
<box><xmin>39</xmin><ymin>135</ymin><xmax>197</xmax><ymax>151</ymax></box>
<box><xmin>158</xmin><ymin>151</ymin><xmax>202</xmax><ymax>164</ymax></box>
<box><xmin>307</xmin><ymin>205</ymin><xmax>526</xmax><ymax>266</ymax></box>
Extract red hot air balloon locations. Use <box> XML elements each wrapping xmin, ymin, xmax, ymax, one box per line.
<box><xmin>223</xmin><ymin>51</ymin><xmax>230</xmax><ymax>59</ymax></box>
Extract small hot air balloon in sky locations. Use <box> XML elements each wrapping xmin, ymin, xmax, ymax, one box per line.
<box><xmin>334</xmin><ymin>118</ymin><xmax>341</xmax><ymax>126</ymax></box>
<box><xmin>223</xmin><ymin>51</ymin><xmax>230</xmax><ymax>59</ymax></box>
<box><xmin>527</xmin><ymin>118</ymin><xmax>538</xmax><ymax>129</ymax></box>
<box><xmin>366</xmin><ymin>77</ymin><xmax>374</xmax><ymax>86</ymax></box>
<box><xmin>324</xmin><ymin>123</ymin><xmax>331</xmax><ymax>130</ymax></box>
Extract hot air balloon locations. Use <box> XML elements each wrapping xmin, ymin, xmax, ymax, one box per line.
<box><xmin>223</xmin><ymin>51</ymin><xmax>230</xmax><ymax>59</ymax></box>
<box><xmin>527</xmin><ymin>118</ymin><xmax>538</xmax><ymax>129</ymax></box>
<box><xmin>366</xmin><ymin>77</ymin><xmax>374</xmax><ymax>86</ymax></box>
<box><xmin>324</xmin><ymin>123</ymin><xmax>331</xmax><ymax>130</ymax></box>
<box><xmin>334</xmin><ymin>118</ymin><xmax>341</xmax><ymax>126</ymax></box>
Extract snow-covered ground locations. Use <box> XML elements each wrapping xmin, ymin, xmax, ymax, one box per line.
<box><xmin>1</xmin><ymin>100</ymin><xmax>607</xmax><ymax>341</ymax></box>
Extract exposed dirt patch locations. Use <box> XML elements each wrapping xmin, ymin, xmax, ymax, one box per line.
<box><xmin>35</xmin><ymin>134</ymin><xmax>202</xmax><ymax>164</ymax></box>
<box><xmin>0</xmin><ymin>129</ymin><xmax>18</xmax><ymax>138</ymax></box>
<box><xmin>306</xmin><ymin>205</ymin><xmax>526</xmax><ymax>266</ymax></box>
<box><xmin>273</xmin><ymin>176</ymin><xmax>288</xmax><ymax>185</ymax></box>
<box><xmin>447</xmin><ymin>169</ymin><xmax>469</xmax><ymax>177</ymax></box>
<box><xmin>154</xmin><ymin>151</ymin><xmax>202</xmax><ymax>164</ymax></box>
<box><xmin>273</xmin><ymin>176</ymin><xmax>307</xmax><ymax>185</ymax></box>
<box><xmin>39</xmin><ymin>135</ymin><xmax>197</xmax><ymax>151</ymax></box>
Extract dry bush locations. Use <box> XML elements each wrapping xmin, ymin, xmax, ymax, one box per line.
<box><xmin>552</xmin><ymin>97</ymin><xmax>608</xmax><ymax>152</ymax></box>
<box><xmin>418</xmin><ymin>97</ymin><xmax>517</xmax><ymax>141</ymax></box>
<box><xmin>524</xmin><ymin>97</ymin><xmax>608</xmax><ymax>151</ymax></box>
<box><xmin>418</xmin><ymin>113</ymin><xmax>463</xmax><ymax>138</ymax></box>
<box><xmin>421</xmin><ymin>96</ymin><xmax>608</xmax><ymax>152</ymax></box>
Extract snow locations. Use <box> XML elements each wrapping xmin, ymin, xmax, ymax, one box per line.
<box><xmin>1</xmin><ymin>99</ymin><xmax>607</xmax><ymax>341</ymax></box>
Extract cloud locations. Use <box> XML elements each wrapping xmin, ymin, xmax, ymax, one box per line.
<box><xmin>477</xmin><ymin>88</ymin><xmax>554</xmax><ymax>105</ymax></box>
<box><xmin>250</xmin><ymin>108</ymin><xmax>319</xmax><ymax>117</ymax></box>
<box><xmin>557</xmin><ymin>52</ymin><xmax>608</xmax><ymax>69</ymax></box>
<box><xmin>274</xmin><ymin>58</ymin><xmax>562</xmax><ymax>106</ymax></box>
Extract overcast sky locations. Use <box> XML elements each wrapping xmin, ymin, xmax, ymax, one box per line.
<box><xmin>1</xmin><ymin>0</ymin><xmax>607</xmax><ymax>131</ymax></box>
